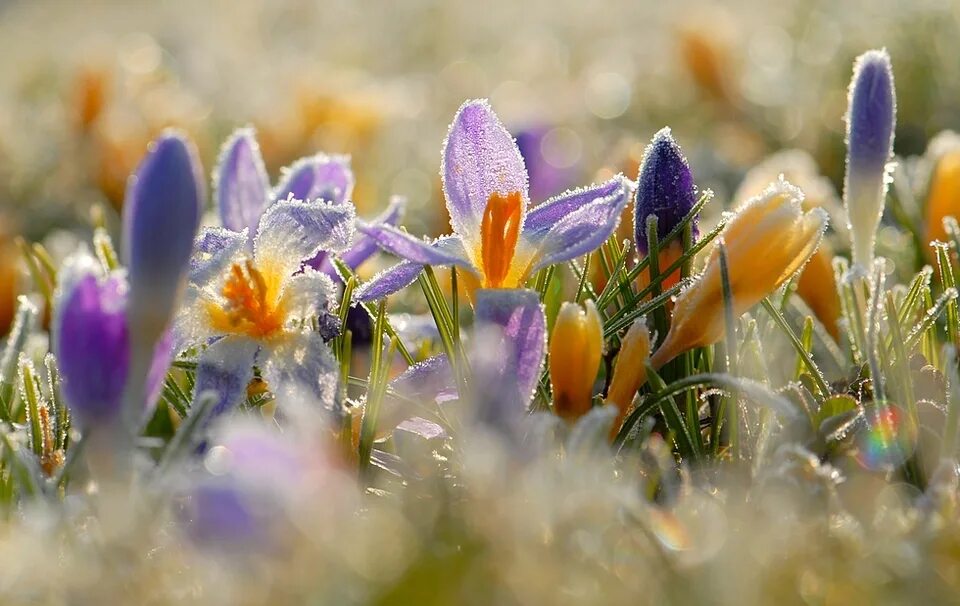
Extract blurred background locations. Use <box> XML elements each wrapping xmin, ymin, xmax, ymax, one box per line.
<box><xmin>0</xmin><ymin>0</ymin><xmax>958</xmax><ymax>328</ymax></box>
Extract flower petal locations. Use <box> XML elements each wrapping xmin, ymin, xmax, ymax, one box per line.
<box><xmin>312</xmin><ymin>196</ymin><xmax>406</xmax><ymax>277</ymax></box>
<box><xmin>272</xmin><ymin>154</ymin><xmax>354</xmax><ymax>204</ymax></box>
<box><xmin>442</xmin><ymin>99</ymin><xmax>528</xmax><ymax>244</ymax></box>
<box><xmin>353</xmin><ymin>260</ymin><xmax>425</xmax><ymax>303</ymax></box>
<box><xmin>254</xmin><ymin>199</ymin><xmax>356</xmax><ymax>278</ymax></box>
<box><xmin>280</xmin><ymin>267</ymin><xmax>337</xmax><ymax>322</ymax></box>
<box><xmin>260</xmin><ymin>332</ymin><xmax>339</xmax><ymax>412</ymax></box>
<box><xmin>215</xmin><ymin>128</ymin><xmax>270</xmax><ymax>237</ymax></box>
<box><xmin>523</xmin><ymin>175</ymin><xmax>629</xmax><ymax>245</ymax></box>
<box><xmin>357</xmin><ymin>224</ymin><xmax>473</xmax><ymax>268</ymax></box>
<box><xmin>192</xmin><ymin>335</ymin><xmax>259</xmax><ymax>418</ymax></box>
<box><xmin>528</xmin><ymin>183</ymin><xmax>631</xmax><ymax>272</ymax></box>
<box><xmin>190</xmin><ymin>227</ymin><xmax>248</xmax><ymax>290</ymax></box>
<box><xmin>472</xmin><ymin>288</ymin><xmax>546</xmax><ymax>425</ymax></box>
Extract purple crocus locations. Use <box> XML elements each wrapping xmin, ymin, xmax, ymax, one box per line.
<box><xmin>53</xmin><ymin>255</ymin><xmax>172</xmax><ymax>431</ymax></box>
<box><xmin>354</xmin><ymin>100</ymin><xmax>631</xmax><ymax>302</ymax></box>
<box><xmin>515</xmin><ymin>125</ymin><xmax>577</xmax><ymax>201</ymax></box>
<box><xmin>177</xmin><ymin>198</ymin><xmax>356</xmax><ymax>417</ymax></box>
<box><xmin>214</xmin><ymin>128</ymin><xmax>404</xmax><ymax>279</ymax></box>
<box><xmin>634</xmin><ymin>127</ymin><xmax>698</xmax><ymax>255</ymax></box>
<box><xmin>843</xmin><ymin>49</ymin><xmax>896</xmax><ymax>269</ymax></box>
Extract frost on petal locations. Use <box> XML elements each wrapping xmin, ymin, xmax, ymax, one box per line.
<box><xmin>472</xmin><ymin>289</ymin><xmax>546</xmax><ymax>433</ymax></box>
<box><xmin>357</xmin><ymin>225</ymin><xmax>473</xmax><ymax>268</ymax></box>
<box><xmin>634</xmin><ymin>129</ymin><xmax>698</xmax><ymax>255</ymax></box>
<box><xmin>353</xmin><ymin>261</ymin><xmax>425</xmax><ymax>303</ymax></box>
<box><xmin>389</xmin><ymin>354</ymin><xmax>455</xmax><ymax>399</ymax></box>
<box><xmin>314</xmin><ymin>196</ymin><xmax>407</xmax><ymax>277</ymax></box>
<box><xmin>272</xmin><ymin>154</ymin><xmax>354</xmax><ymax>204</ymax></box>
<box><xmin>523</xmin><ymin>175</ymin><xmax>628</xmax><ymax>245</ymax></box>
<box><xmin>215</xmin><ymin>128</ymin><xmax>270</xmax><ymax>236</ymax></box>
<box><xmin>192</xmin><ymin>335</ymin><xmax>259</xmax><ymax>418</ymax></box>
<box><xmin>260</xmin><ymin>332</ymin><xmax>339</xmax><ymax>414</ymax></box>
<box><xmin>190</xmin><ymin>227</ymin><xmax>248</xmax><ymax>289</ymax></box>
<box><xmin>528</xmin><ymin>185</ymin><xmax>631</xmax><ymax>272</ymax></box>
<box><xmin>254</xmin><ymin>199</ymin><xmax>356</xmax><ymax>278</ymax></box>
<box><xmin>442</xmin><ymin>99</ymin><xmax>529</xmax><ymax>245</ymax></box>
<box><xmin>280</xmin><ymin>267</ymin><xmax>337</xmax><ymax>322</ymax></box>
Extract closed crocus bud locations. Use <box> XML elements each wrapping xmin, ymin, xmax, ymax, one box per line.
<box><xmin>53</xmin><ymin>256</ymin><xmax>171</xmax><ymax>431</ymax></box>
<box><xmin>635</xmin><ymin>128</ymin><xmax>698</xmax><ymax>293</ymax></box>
<box><xmin>549</xmin><ymin>301</ymin><xmax>603</xmax><ymax>421</ymax></box>
<box><xmin>606</xmin><ymin>319</ymin><xmax>651</xmax><ymax>435</ymax></box>
<box><xmin>122</xmin><ymin>130</ymin><xmax>204</xmax><ymax>344</ymax></box>
<box><xmin>843</xmin><ymin>49</ymin><xmax>896</xmax><ymax>269</ymax></box>
<box><xmin>924</xmin><ymin>148</ymin><xmax>960</xmax><ymax>250</ymax></box>
<box><xmin>795</xmin><ymin>243</ymin><xmax>841</xmax><ymax>340</ymax></box>
<box><xmin>651</xmin><ymin>179</ymin><xmax>828</xmax><ymax>369</ymax></box>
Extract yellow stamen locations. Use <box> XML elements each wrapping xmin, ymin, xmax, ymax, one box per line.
<box><xmin>208</xmin><ymin>260</ymin><xmax>285</xmax><ymax>338</ymax></box>
<box><xmin>480</xmin><ymin>192</ymin><xmax>523</xmax><ymax>288</ymax></box>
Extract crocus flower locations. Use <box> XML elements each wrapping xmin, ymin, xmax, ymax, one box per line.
<box><xmin>924</xmin><ymin>146</ymin><xmax>960</xmax><ymax>250</ymax></box>
<box><xmin>734</xmin><ymin>149</ymin><xmax>842</xmax><ymax>339</ymax></box>
<box><xmin>843</xmin><ymin>49</ymin><xmax>896</xmax><ymax>269</ymax></box>
<box><xmin>177</xmin><ymin>198</ymin><xmax>356</xmax><ymax>417</ymax></box>
<box><xmin>53</xmin><ymin>254</ymin><xmax>172</xmax><ymax>432</ymax></box>
<box><xmin>606</xmin><ymin>318</ymin><xmax>651</xmax><ymax>435</ymax></box>
<box><xmin>549</xmin><ymin>301</ymin><xmax>602</xmax><ymax>421</ymax></box>
<box><xmin>122</xmin><ymin>131</ymin><xmax>203</xmax><ymax>417</ymax></box>
<box><xmin>515</xmin><ymin>125</ymin><xmax>578</xmax><ymax>201</ymax></box>
<box><xmin>214</xmin><ymin>128</ymin><xmax>404</xmax><ymax>278</ymax></box>
<box><xmin>354</xmin><ymin>100</ymin><xmax>631</xmax><ymax>302</ymax></box>
<box><xmin>650</xmin><ymin>179</ymin><xmax>828</xmax><ymax>369</ymax></box>
<box><xmin>634</xmin><ymin>128</ymin><xmax>699</xmax><ymax>293</ymax></box>
<box><xmin>123</xmin><ymin>131</ymin><xmax>203</xmax><ymax>347</ymax></box>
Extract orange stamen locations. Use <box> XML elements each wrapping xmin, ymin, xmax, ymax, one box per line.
<box><xmin>217</xmin><ymin>260</ymin><xmax>284</xmax><ymax>338</ymax></box>
<box><xmin>480</xmin><ymin>192</ymin><xmax>522</xmax><ymax>288</ymax></box>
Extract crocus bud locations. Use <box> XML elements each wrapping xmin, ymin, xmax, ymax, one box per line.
<box><xmin>924</xmin><ymin>149</ymin><xmax>960</xmax><ymax>250</ymax></box>
<box><xmin>549</xmin><ymin>301</ymin><xmax>603</xmax><ymax>421</ymax></box>
<box><xmin>122</xmin><ymin>131</ymin><xmax>204</xmax><ymax>343</ymax></box>
<box><xmin>634</xmin><ymin>128</ymin><xmax>698</xmax><ymax>293</ymax></box>
<box><xmin>651</xmin><ymin>179</ymin><xmax>827</xmax><ymax>368</ymax></box>
<box><xmin>53</xmin><ymin>257</ymin><xmax>172</xmax><ymax>431</ymax></box>
<box><xmin>843</xmin><ymin>49</ymin><xmax>896</xmax><ymax>269</ymax></box>
<box><xmin>215</xmin><ymin>128</ymin><xmax>269</xmax><ymax>238</ymax></box>
<box><xmin>607</xmin><ymin>319</ymin><xmax>651</xmax><ymax>435</ymax></box>
<box><xmin>795</xmin><ymin>243</ymin><xmax>841</xmax><ymax>340</ymax></box>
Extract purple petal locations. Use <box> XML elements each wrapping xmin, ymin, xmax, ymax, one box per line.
<box><xmin>312</xmin><ymin>196</ymin><xmax>406</xmax><ymax>277</ymax></box>
<box><xmin>389</xmin><ymin>354</ymin><xmax>454</xmax><ymax>399</ymax></box>
<box><xmin>260</xmin><ymin>333</ymin><xmax>339</xmax><ymax>411</ymax></box>
<box><xmin>396</xmin><ymin>417</ymin><xmax>447</xmax><ymax>440</ymax></box>
<box><xmin>215</xmin><ymin>128</ymin><xmax>269</xmax><ymax>237</ymax></box>
<box><xmin>192</xmin><ymin>336</ymin><xmax>258</xmax><ymax>417</ymax></box>
<box><xmin>122</xmin><ymin>130</ymin><xmax>204</xmax><ymax>341</ymax></box>
<box><xmin>179</xmin><ymin>482</ymin><xmax>265</xmax><ymax>548</ymax></box>
<box><xmin>523</xmin><ymin>175</ymin><xmax>628</xmax><ymax>244</ymax></box>
<box><xmin>145</xmin><ymin>329</ymin><xmax>175</xmax><ymax>420</ymax></box>
<box><xmin>634</xmin><ymin>129</ymin><xmax>698</xmax><ymax>255</ymax></box>
<box><xmin>190</xmin><ymin>227</ymin><xmax>247</xmax><ymax>289</ymax></box>
<box><xmin>442</xmin><ymin>99</ymin><xmax>529</xmax><ymax>244</ymax></box>
<box><xmin>254</xmin><ymin>200</ymin><xmax>356</xmax><ymax>277</ymax></box>
<box><xmin>356</xmin><ymin>225</ymin><xmax>472</xmax><ymax>268</ymax></box>
<box><xmin>528</xmin><ymin>181</ymin><xmax>632</xmax><ymax>272</ymax></box>
<box><xmin>353</xmin><ymin>261</ymin><xmax>424</xmax><ymax>303</ymax></box>
<box><xmin>272</xmin><ymin>154</ymin><xmax>354</xmax><ymax>204</ymax></box>
<box><xmin>472</xmin><ymin>288</ymin><xmax>546</xmax><ymax>428</ymax></box>
<box><xmin>54</xmin><ymin>271</ymin><xmax>130</xmax><ymax>429</ymax></box>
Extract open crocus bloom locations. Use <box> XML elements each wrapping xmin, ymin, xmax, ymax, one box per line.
<box><xmin>354</xmin><ymin>100</ymin><xmax>632</xmax><ymax>302</ymax></box>
<box><xmin>214</xmin><ymin>128</ymin><xmax>404</xmax><ymax>279</ymax></box>
<box><xmin>177</xmin><ymin>198</ymin><xmax>356</xmax><ymax>417</ymax></box>
<box><xmin>650</xmin><ymin>178</ymin><xmax>828</xmax><ymax>369</ymax></box>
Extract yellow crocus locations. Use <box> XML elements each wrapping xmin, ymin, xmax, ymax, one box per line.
<box><xmin>606</xmin><ymin>319</ymin><xmax>651</xmax><ymax>436</ymax></box>
<box><xmin>550</xmin><ymin>301</ymin><xmax>603</xmax><ymax>421</ymax></box>
<box><xmin>924</xmin><ymin>150</ymin><xmax>960</xmax><ymax>253</ymax></box>
<box><xmin>650</xmin><ymin>179</ymin><xmax>828</xmax><ymax>368</ymax></box>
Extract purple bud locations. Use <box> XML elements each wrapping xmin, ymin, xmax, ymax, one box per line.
<box><xmin>215</xmin><ymin>128</ymin><xmax>269</xmax><ymax>237</ymax></box>
<box><xmin>843</xmin><ymin>49</ymin><xmax>897</xmax><ymax>268</ymax></box>
<box><xmin>634</xmin><ymin>128</ymin><xmax>698</xmax><ymax>255</ymax></box>
<box><xmin>53</xmin><ymin>261</ymin><xmax>174</xmax><ymax>431</ymax></box>
<box><xmin>122</xmin><ymin>131</ymin><xmax>204</xmax><ymax>340</ymax></box>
